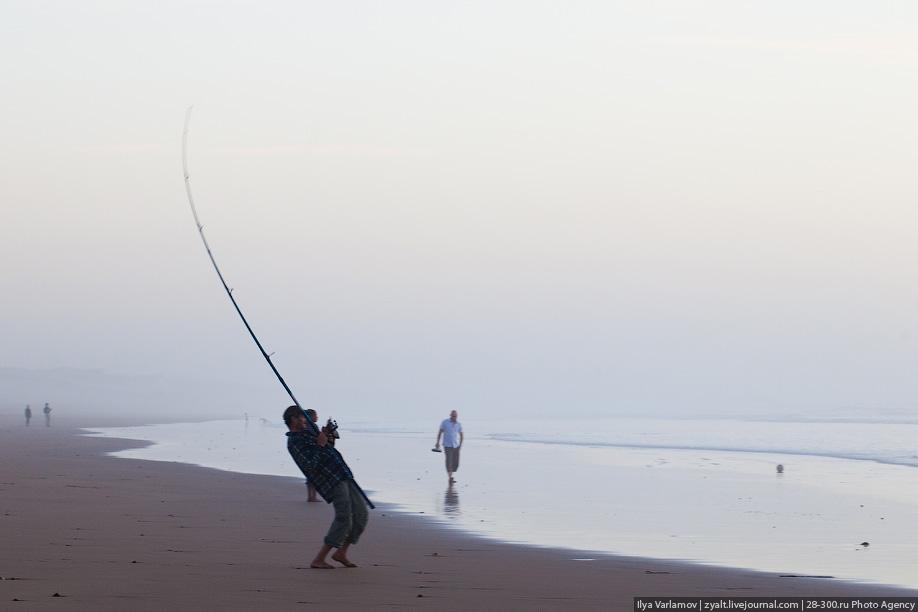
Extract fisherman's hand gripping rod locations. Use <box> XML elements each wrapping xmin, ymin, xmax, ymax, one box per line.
<box><xmin>182</xmin><ymin>107</ymin><xmax>374</xmax><ymax>509</ymax></box>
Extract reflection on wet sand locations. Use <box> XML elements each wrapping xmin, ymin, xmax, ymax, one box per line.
<box><xmin>442</xmin><ymin>482</ymin><xmax>460</xmax><ymax>515</ymax></box>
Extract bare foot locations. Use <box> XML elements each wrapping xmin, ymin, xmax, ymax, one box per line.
<box><xmin>310</xmin><ymin>562</ymin><xmax>335</xmax><ymax>569</ymax></box>
<box><xmin>307</xmin><ymin>498</ymin><xmax>321</xmax><ymax>503</ymax></box>
<box><xmin>331</xmin><ymin>553</ymin><xmax>357</xmax><ymax>568</ymax></box>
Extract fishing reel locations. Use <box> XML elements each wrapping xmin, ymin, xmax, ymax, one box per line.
<box><xmin>322</xmin><ymin>419</ymin><xmax>340</xmax><ymax>439</ymax></box>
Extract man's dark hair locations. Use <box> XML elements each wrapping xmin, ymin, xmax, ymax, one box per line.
<box><xmin>283</xmin><ymin>405</ymin><xmax>303</xmax><ymax>427</ymax></box>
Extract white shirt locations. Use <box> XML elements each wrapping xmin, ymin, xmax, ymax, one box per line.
<box><xmin>439</xmin><ymin>419</ymin><xmax>463</xmax><ymax>448</ymax></box>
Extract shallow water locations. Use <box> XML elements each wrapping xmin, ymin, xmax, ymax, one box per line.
<box><xmin>84</xmin><ymin>416</ymin><xmax>918</xmax><ymax>588</ymax></box>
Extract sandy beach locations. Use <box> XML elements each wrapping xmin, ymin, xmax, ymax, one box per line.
<box><xmin>2</xmin><ymin>415</ymin><xmax>916</xmax><ymax>612</ymax></box>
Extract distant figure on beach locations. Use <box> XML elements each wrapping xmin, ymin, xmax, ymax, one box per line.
<box><xmin>304</xmin><ymin>410</ymin><xmax>321</xmax><ymax>502</ymax></box>
<box><xmin>284</xmin><ymin>405</ymin><xmax>369</xmax><ymax>569</ymax></box>
<box><xmin>25</xmin><ymin>405</ymin><xmax>32</xmax><ymax>426</ymax></box>
<box><xmin>43</xmin><ymin>403</ymin><xmax>51</xmax><ymax>427</ymax></box>
<box><xmin>434</xmin><ymin>410</ymin><xmax>463</xmax><ymax>483</ymax></box>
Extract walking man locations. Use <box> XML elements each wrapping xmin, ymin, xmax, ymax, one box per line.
<box><xmin>434</xmin><ymin>410</ymin><xmax>463</xmax><ymax>483</ymax></box>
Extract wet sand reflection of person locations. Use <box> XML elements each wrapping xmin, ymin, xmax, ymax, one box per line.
<box><xmin>443</xmin><ymin>482</ymin><xmax>460</xmax><ymax>516</ymax></box>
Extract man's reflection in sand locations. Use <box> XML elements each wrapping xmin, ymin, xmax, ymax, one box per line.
<box><xmin>442</xmin><ymin>482</ymin><xmax>460</xmax><ymax>515</ymax></box>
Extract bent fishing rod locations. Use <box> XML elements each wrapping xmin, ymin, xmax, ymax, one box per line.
<box><xmin>182</xmin><ymin>107</ymin><xmax>374</xmax><ymax>508</ymax></box>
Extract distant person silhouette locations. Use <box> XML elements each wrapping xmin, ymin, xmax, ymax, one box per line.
<box><xmin>43</xmin><ymin>403</ymin><xmax>51</xmax><ymax>427</ymax></box>
<box><xmin>25</xmin><ymin>405</ymin><xmax>32</xmax><ymax>426</ymax></box>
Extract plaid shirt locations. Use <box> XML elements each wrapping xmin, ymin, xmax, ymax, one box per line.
<box><xmin>286</xmin><ymin>430</ymin><xmax>354</xmax><ymax>503</ymax></box>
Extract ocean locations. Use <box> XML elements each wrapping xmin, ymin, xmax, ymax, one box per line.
<box><xmin>84</xmin><ymin>412</ymin><xmax>918</xmax><ymax>589</ymax></box>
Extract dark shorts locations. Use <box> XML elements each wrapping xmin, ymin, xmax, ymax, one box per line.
<box><xmin>324</xmin><ymin>480</ymin><xmax>369</xmax><ymax>548</ymax></box>
<box><xmin>444</xmin><ymin>446</ymin><xmax>460</xmax><ymax>473</ymax></box>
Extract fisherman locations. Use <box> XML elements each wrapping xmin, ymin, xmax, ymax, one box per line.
<box><xmin>284</xmin><ymin>405</ymin><xmax>368</xmax><ymax>569</ymax></box>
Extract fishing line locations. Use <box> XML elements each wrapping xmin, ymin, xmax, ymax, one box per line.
<box><xmin>182</xmin><ymin>107</ymin><xmax>374</xmax><ymax>508</ymax></box>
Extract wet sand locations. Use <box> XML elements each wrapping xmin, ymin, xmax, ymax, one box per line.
<box><xmin>1</xmin><ymin>415</ymin><xmax>915</xmax><ymax>611</ymax></box>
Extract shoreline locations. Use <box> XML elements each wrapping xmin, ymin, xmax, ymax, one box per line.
<box><xmin>2</xmin><ymin>415</ymin><xmax>916</xmax><ymax>611</ymax></box>
<box><xmin>83</xmin><ymin>416</ymin><xmax>918</xmax><ymax>587</ymax></box>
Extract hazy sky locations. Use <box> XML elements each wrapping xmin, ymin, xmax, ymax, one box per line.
<box><xmin>2</xmin><ymin>1</ymin><xmax>916</xmax><ymax>420</ymax></box>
